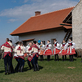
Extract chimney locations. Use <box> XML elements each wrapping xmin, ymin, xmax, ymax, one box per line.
<box><xmin>35</xmin><ymin>11</ymin><xmax>41</xmax><ymax>16</ymax></box>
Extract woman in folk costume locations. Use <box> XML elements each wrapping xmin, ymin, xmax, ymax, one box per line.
<box><xmin>14</xmin><ymin>42</ymin><xmax>25</xmax><ymax>72</ymax></box>
<box><xmin>59</xmin><ymin>40</ymin><xmax>67</xmax><ymax>61</ymax></box>
<box><xmin>1</xmin><ymin>38</ymin><xmax>13</xmax><ymax>75</ymax></box>
<box><xmin>28</xmin><ymin>41</ymin><xmax>40</xmax><ymax>71</ymax></box>
<box><xmin>44</xmin><ymin>40</ymin><xmax>52</xmax><ymax>61</ymax></box>
<box><xmin>66</xmin><ymin>37</ymin><xmax>76</xmax><ymax>61</ymax></box>
<box><xmin>39</xmin><ymin>41</ymin><xmax>45</xmax><ymax>61</ymax></box>
<box><xmin>53</xmin><ymin>39</ymin><xmax>60</xmax><ymax>61</ymax></box>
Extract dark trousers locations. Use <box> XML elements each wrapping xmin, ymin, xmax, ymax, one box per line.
<box><xmin>19</xmin><ymin>58</ymin><xmax>25</xmax><ymax>72</ymax></box>
<box><xmin>10</xmin><ymin>58</ymin><xmax>14</xmax><ymax>73</ymax></box>
<box><xmin>69</xmin><ymin>55</ymin><xmax>73</xmax><ymax>61</ymax></box>
<box><xmin>27</xmin><ymin>60</ymin><xmax>33</xmax><ymax>69</ymax></box>
<box><xmin>47</xmin><ymin>55</ymin><xmax>50</xmax><ymax>61</ymax></box>
<box><xmin>4</xmin><ymin>55</ymin><xmax>12</xmax><ymax>73</ymax></box>
<box><xmin>55</xmin><ymin>54</ymin><xmax>59</xmax><ymax>61</ymax></box>
<box><xmin>15</xmin><ymin>58</ymin><xmax>20</xmax><ymax>72</ymax></box>
<box><xmin>32</xmin><ymin>54</ymin><xmax>39</xmax><ymax>71</ymax></box>
<box><xmin>62</xmin><ymin>55</ymin><xmax>66</xmax><ymax>61</ymax></box>
<box><xmin>40</xmin><ymin>55</ymin><xmax>43</xmax><ymax>61</ymax></box>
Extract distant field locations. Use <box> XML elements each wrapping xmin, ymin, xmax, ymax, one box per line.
<box><xmin>0</xmin><ymin>57</ymin><xmax>82</xmax><ymax>82</ymax></box>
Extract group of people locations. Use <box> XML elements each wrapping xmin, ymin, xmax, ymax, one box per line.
<box><xmin>1</xmin><ymin>38</ymin><xmax>40</xmax><ymax>75</ymax></box>
<box><xmin>38</xmin><ymin>37</ymin><xmax>76</xmax><ymax>61</ymax></box>
<box><xmin>0</xmin><ymin>37</ymin><xmax>76</xmax><ymax>75</ymax></box>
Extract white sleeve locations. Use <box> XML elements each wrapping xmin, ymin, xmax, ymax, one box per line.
<box><xmin>1</xmin><ymin>46</ymin><xmax>4</xmax><ymax>50</ymax></box>
<box><xmin>56</xmin><ymin>43</ymin><xmax>60</xmax><ymax>49</ymax></box>
<box><xmin>49</xmin><ymin>44</ymin><xmax>52</xmax><ymax>49</ymax></box>
<box><xmin>72</xmin><ymin>43</ymin><xmax>75</xmax><ymax>48</ymax></box>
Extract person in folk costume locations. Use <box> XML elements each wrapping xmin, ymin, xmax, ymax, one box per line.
<box><xmin>14</xmin><ymin>42</ymin><xmax>20</xmax><ymax>72</ymax></box>
<box><xmin>25</xmin><ymin>42</ymin><xmax>34</xmax><ymax>70</ymax></box>
<box><xmin>28</xmin><ymin>41</ymin><xmax>40</xmax><ymax>71</ymax></box>
<box><xmin>1</xmin><ymin>38</ymin><xmax>13</xmax><ymax>75</ymax></box>
<box><xmin>44</xmin><ymin>40</ymin><xmax>52</xmax><ymax>61</ymax></box>
<box><xmin>9</xmin><ymin>40</ymin><xmax>15</xmax><ymax>73</ymax></box>
<box><xmin>53</xmin><ymin>39</ymin><xmax>60</xmax><ymax>61</ymax></box>
<box><xmin>59</xmin><ymin>40</ymin><xmax>67</xmax><ymax>61</ymax></box>
<box><xmin>14</xmin><ymin>42</ymin><xmax>25</xmax><ymax>72</ymax></box>
<box><xmin>39</xmin><ymin>41</ymin><xmax>45</xmax><ymax>61</ymax></box>
<box><xmin>66</xmin><ymin>37</ymin><xmax>76</xmax><ymax>61</ymax></box>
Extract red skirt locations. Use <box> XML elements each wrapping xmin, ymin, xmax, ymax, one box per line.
<box><xmin>59</xmin><ymin>49</ymin><xmax>67</xmax><ymax>55</ymax></box>
<box><xmin>53</xmin><ymin>48</ymin><xmax>60</xmax><ymax>55</ymax></box>
<box><xmin>44</xmin><ymin>49</ymin><xmax>52</xmax><ymax>55</ymax></box>
<box><xmin>67</xmin><ymin>47</ymin><xmax>76</xmax><ymax>55</ymax></box>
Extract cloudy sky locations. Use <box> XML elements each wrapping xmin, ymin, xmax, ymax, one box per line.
<box><xmin>0</xmin><ymin>0</ymin><xmax>79</xmax><ymax>45</ymax></box>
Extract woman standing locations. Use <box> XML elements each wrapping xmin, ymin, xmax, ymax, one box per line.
<box><xmin>66</xmin><ymin>37</ymin><xmax>76</xmax><ymax>61</ymax></box>
<box><xmin>59</xmin><ymin>40</ymin><xmax>67</xmax><ymax>61</ymax></box>
<box><xmin>53</xmin><ymin>39</ymin><xmax>60</xmax><ymax>61</ymax></box>
<box><xmin>44</xmin><ymin>40</ymin><xmax>52</xmax><ymax>61</ymax></box>
<box><xmin>39</xmin><ymin>41</ymin><xmax>45</xmax><ymax>61</ymax></box>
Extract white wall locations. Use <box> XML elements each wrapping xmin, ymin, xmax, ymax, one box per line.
<box><xmin>72</xmin><ymin>0</ymin><xmax>82</xmax><ymax>49</ymax></box>
<box><xmin>19</xmin><ymin>29</ymin><xmax>67</xmax><ymax>44</ymax></box>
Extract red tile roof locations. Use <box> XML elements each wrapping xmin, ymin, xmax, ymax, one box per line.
<box><xmin>10</xmin><ymin>7</ymin><xmax>74</xmax><ymax>35</ymax></box>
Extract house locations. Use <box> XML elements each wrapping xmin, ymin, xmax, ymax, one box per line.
<box><xmin>10</xmin><ymin>7</ymin><xmax>74</xmax><ymax>46</ymax></box>
<box><xmin>72</xmin><ymin>0</ymin><xmax>82</xmax><ymax>49</ymax></box>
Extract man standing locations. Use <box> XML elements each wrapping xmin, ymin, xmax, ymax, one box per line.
<box><xmin>14</xmin><ymin>42</ymin><xmax>25</xmax><ymax>72</ymax></box>
<box><xmin>1</xmin><ymin>38</ymin><xmax>13</xmax><ymax>75</ymax></box>
<box><xmin>28</xmin><ymin>41</ymin><xmax>40</xmax><ymax>71</ymax></box>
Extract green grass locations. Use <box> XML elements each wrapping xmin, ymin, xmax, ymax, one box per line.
<box><xmin>0</xmin><ymin>57</ymin><xmax>82</xmax><ymax>82</ymax></box>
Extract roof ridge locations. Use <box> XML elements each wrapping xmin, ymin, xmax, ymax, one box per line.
<box><xmin>31</xmin><ymin>6</ymin><xmax>74</xmax><ymax>18</ymax></box>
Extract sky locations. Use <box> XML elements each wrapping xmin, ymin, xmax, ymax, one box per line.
<box><xmin>0</xmin><ymin>0</ymin><xmax>80</xmax><ymax>45</ymax></box>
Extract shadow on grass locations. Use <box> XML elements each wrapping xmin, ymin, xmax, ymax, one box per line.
<box><xmin>39</xmin><ymin>58</ymin><xmax>77</xmax><ymax>62</ymax></box>
<box><xmin>0</xmin><ymin>70</ymin><xmax>5</xmax><ymax>73</ymax></box>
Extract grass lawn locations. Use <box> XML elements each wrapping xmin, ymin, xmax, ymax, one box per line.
<box><xmin>0</xmin><ymin>57</ymin><xmax>82</xmax><ymax>82</ymax></box>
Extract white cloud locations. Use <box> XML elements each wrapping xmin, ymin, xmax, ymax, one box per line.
<box><xmin>8</xmin><ymin>19</ymin><xmax>18</xmax><ymax>23</ymax></box>
<box><xmin>0</xmin><ymin>0</ymin><xmax>78</xmax><ymax>22</ymax></box>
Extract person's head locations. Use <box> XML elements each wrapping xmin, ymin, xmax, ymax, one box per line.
<box><xmin>33</xmin><ymin>41</ymin><xmax>36</xmax><ymax>44</ymax></box>
<box><xmin>20</xmin><ymin>42</ymin><xmax>23</xmax><ymax>46</ymax></box>
<box><xmin>63</xmin><ymin>39</ymin><xmax>66</xmax><ymax>43</ymax></box>
<box><xmin>69</xmin><ymin>37</ymin><xmax>72</xmax><ymax>42</ymax></box>
<box><xmin>18</xmin><ymin>42</ymin><xmax>21</xmax><ymax>45</ymax></box>
<box><xmin>47</xmin><ymin>40</ymin><xmax>50</xmax><ymax>44</ymax></box>
<box><xmin>54</xmin><ymin>39</ymin><xmax>57</xmax><ymax>43</ymax></box>
<box><xmin>9</xmin><ymin>40</ymin><xmax>12</xmax><ymax>43</ymax></box>
<box><xmin>41</xmin><ymin>41</ymin><xmax>43</xmax><ymax>44</ymax></box>
<box><xmin>29</xmin><ymin>42</ymin><xmax>33</xmax><ymax>47</ymax></box>
<box><xmin>6</xmin><ymin>38</ymin><xmax>9</xmax><ymax>42</ymax></box>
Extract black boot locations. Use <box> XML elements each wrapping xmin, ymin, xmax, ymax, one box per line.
<box><xmin>34</xmin><ymin>64</ymin><xmax>37</xmax><ymax>71</ymax></box>
<box><xmin>15</xmin><ymin>64</ymin><xmax>19</xmax><ymax>72</ymax></box>
<box><xmin>62</xmin><ymin>56</ymin><xmax>64</xmax><ymax>61</ymax></box>
<box><xmin>36</xmin><ymin>64</ymin><xmax>39</xmax><ymax>71</ymax></box>
<box><xmin>5</xmin><ymin>66</ymin><xmax>7</xmax><ymax>75</ymax></box>
<box><xmin>20</xmin><ymin>66</ymin><xmax>24</xmax><ymax>72</ymax></box>
<box><xmin>8</xmin><ymin>66</ymin><xmax>11</xmax><ymax>74</ymax></box>
<box><xmin>47</xmin><ymin>55</ymin><xmax>50</xmax><ymax>61</ymax></box>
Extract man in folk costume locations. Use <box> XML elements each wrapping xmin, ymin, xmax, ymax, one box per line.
<box><xmin>28</xmin><ymin>41</ymin><xmax>40</xmax><ymax>71</ymax></box>
<box><xmin>25</xmin><ymin>42</ymin><xmax>34</xmax><ymax>70</ymax></box>
<box><xmin>44</xmin><ymin>40</ymin><xmax>52</xmax><ymax>61</ymax></box>
<box><xmin>1</xmin><ymin>38</ymin><xmax>13</xmax><ymax>75</ymax></box>
<box><xmin>53</xmin><ymin>39</ymin><xmax>60</xmax><ymax>61</ymax></box>
<box><xmin>59</xmin><ymin>40</ymin><xmax>67</xmax><ymax>61</ymax></box>
<box><xmin>66</xmin><ymin>37</ymin><xmax>76</xmax><ymax>61</ymax></box>
<box><xmin>9</xmin><ymin>40</ymin><xmax>15</xmax><ymax>73</ymax></box>
<box><xmin>39</xmin><ymin>41</ymin><xmax>45</xmax><ymax>61</ymax></box>
<box><xmin>14</xmin><ymin>42</ymin><xmax>25</xmax><ymax>72</ymax></box>
<box><xmin>14</xmin><ymin>42</ymin><xmax>20</xmax><ymax>72</ymax></box>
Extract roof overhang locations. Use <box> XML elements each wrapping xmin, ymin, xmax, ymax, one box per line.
<box><xmin>22</xmin><ymin>38</ymin><xmax>34</xmax><ymax>42</ymax></box>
